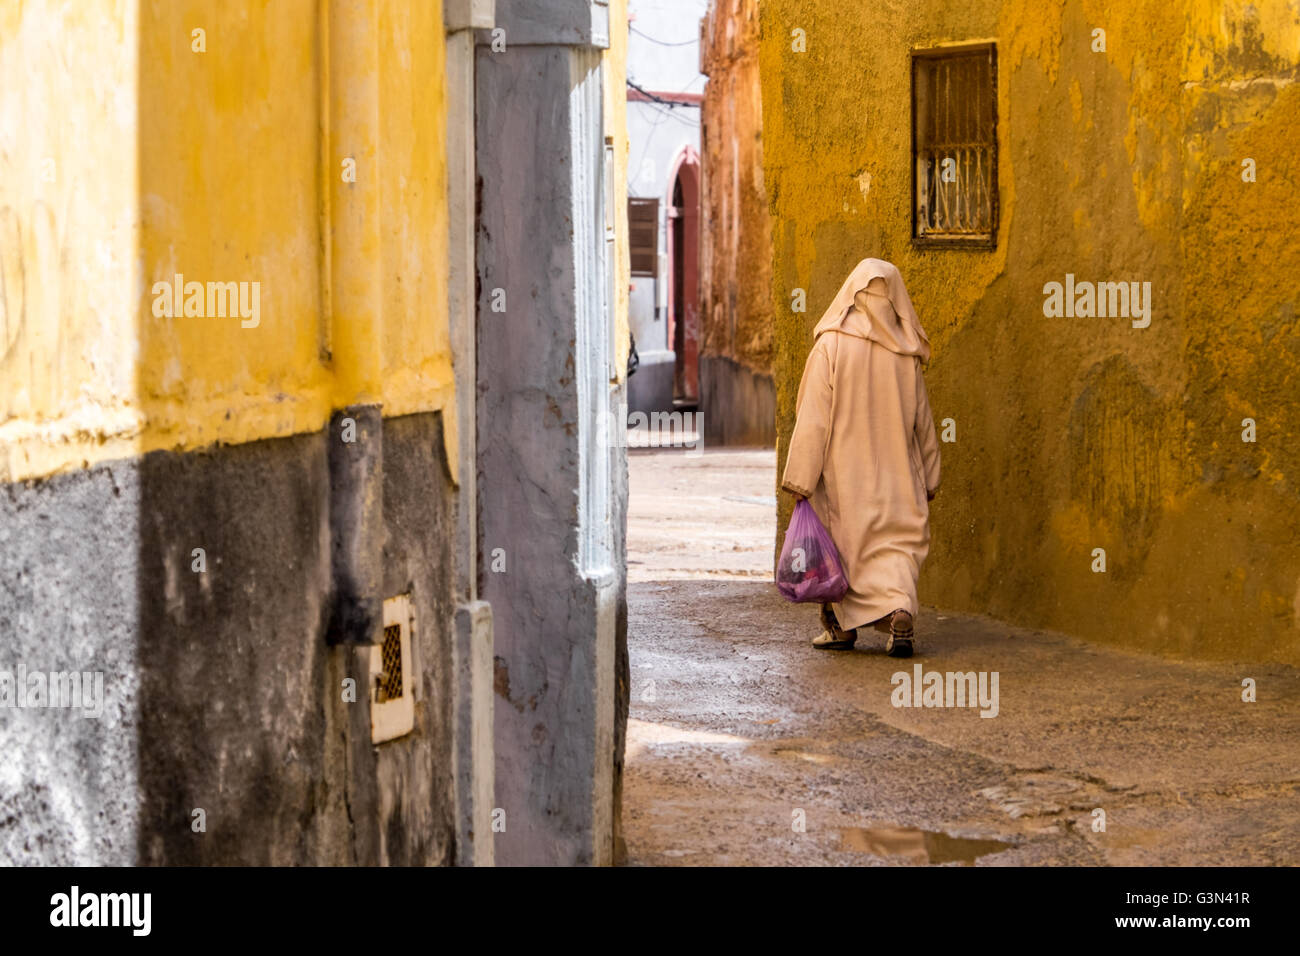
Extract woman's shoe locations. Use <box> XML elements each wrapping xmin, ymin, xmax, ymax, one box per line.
<box><xmin>812</xmin><ymin>629</ymin><xmax>857</xmax><ymax>650</ymax></box>
<box><xmin>814</xmin><ymin>603</ymin><xmax>856</xmax><ymax>650</ymax></box>
<box><xmin>885</xmin><ymin>609</ymin><xmax>914</xmax><ymax>657</ymax></box>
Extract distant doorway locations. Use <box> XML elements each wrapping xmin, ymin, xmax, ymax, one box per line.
<box><xmin>666</xmin><ymin>146</ymin><xmax>700</xmax><ymax>405</ymax></box>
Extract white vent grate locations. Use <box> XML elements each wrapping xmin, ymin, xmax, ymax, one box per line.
<box><xmin>370</xmin><ymin>594</ymin><xmax>415</xmax><ymax>743</ymax></box>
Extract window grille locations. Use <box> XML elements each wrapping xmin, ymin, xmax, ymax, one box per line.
<box><xmin>912</xmin><ymin>44</ymin><xmax>997</xmax><ymax>247</ymax></box>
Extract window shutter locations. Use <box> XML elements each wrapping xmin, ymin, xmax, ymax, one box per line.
<box><xmin>628</xmin><ymin>198</ymin><xmax>659</xmax><ymax>276</ymax></box>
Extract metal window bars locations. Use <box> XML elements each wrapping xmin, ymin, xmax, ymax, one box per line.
<box><xmin>912</xmin><ymin>45</ymin><xmax>997</xmax><ymax>246</ymax></box>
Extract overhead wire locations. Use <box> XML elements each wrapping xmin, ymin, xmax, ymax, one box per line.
<box><xmin>630</xmin><ymin>24</ymin><xmax>698</xmax><ymax>47</ymax></box>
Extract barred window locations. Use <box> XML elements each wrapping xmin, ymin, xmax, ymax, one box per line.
<box><xmin>912</xmin><ymin>44</ymin><xmax>997</xmax><ymax>247</ymax></box>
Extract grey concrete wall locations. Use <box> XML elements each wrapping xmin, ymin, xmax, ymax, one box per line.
<box><xmin>699</xmin><ymin>354</ymin><xmax>775</xmax><ymax>447</ymax></box>
<box><xmin>490</xmin><ymin>0</ymin><xmax>609</xmax><ymax>45</ymax></box>
<box><xmin>0</xmin><ymin>459</ymin><xmax>144</xmax><ymax>865</ymax></box>
<box><xmin>372</xmin><ymin>412</ymin><xmax>459</xmax><ymax>865</ymax></box>
<box><xmin>0</xmin><ymin>411</ymin><xmax>459</xmax><ymax>865</ymax></box>
<box><xmin>476</xmin><ymin>18</ymin><xmax>627</xmax><ymax>865</ymax></box>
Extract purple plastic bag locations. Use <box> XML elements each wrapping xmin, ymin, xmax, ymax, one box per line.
<box><xmin>776</xmin><ymin>499</ymin><xmax>849</xmax><ymax>603</ymax></box>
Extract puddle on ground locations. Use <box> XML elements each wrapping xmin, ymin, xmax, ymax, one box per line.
<box><xmin>839</xmin><ymin>826</ymin><xmax>1012</xmax><ymax>864</ymax></box>
<box><xmin>773</xmin><ymin>747</ymin><xmax>835</xmax><ymax>765</ymax></box>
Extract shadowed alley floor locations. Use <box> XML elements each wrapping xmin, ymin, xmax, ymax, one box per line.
<box><xmin>623</xmin><ymin>447</ymin><xmax>1300</xmax><ymax>866</ymax></box>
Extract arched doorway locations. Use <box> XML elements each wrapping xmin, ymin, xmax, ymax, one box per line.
<box><xmin>666</xmin><ymin>146</ymin><xmax>700</xmax><ymax>405</ymax></box>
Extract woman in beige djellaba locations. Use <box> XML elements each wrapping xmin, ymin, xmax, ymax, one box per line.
<box><xmin>781</xmin><ymin>259</ymin><xmax>941</xmax><ymax>657</ymax></box>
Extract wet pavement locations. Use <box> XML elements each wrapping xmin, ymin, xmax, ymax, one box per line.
<box><xmin>622</xmin><ymin>447</ymin><xmax>1300</xmax><ymax>866</ymax></box>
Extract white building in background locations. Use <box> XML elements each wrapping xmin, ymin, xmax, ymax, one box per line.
<box><xmin>625</xmin><ymin>0</ymin><xmax>707</xmax><ymax>415</ymax></box>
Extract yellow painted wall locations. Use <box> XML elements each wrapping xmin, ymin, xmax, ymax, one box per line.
<box><xmin>762</xmin><ymin>0</ymin><xmax>1300</xmax><ymax>663</ymax></box>
<box><xmin>378</xmin><ymin>0</ymin><xmax>454</xmax><ymax>420</ymax></box>
<box><xmin>1</xmin><ymin>0</ymin><xmax>455</xmax><ymax>483</ymax></box>
<box><xmin>0</xmin><ymin>0</ymin><xmax>142</xmax><ymax>481</ymax></box>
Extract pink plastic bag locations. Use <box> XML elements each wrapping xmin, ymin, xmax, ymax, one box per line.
<box><xmin>776</xmin><ymin>500</ymin><xmax>849</xmax><ymax>603</ymax></box>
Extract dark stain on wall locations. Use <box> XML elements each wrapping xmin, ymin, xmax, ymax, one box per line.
<box><xmin>0</xmin><ymin>411</ymin><xmax>458</xmax><ymax>864</ymax></box>
<box><xmin>1068</xmin><ymin>355</ymin><xmax>1169</xmax><ymax>576</ymax></box>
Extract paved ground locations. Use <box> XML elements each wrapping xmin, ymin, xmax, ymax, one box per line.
<box><xmin>627</xmin><ymin>446</ymin><xmax>775</xmax><ymax>583</ymax></box>
<box><xmin>622</xmin><ymin>447</ymin><xmax>1300</xmax><ymax>866</ymax></box>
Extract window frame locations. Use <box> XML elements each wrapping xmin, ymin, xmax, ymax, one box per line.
<box><xmin>628</xmin><ymin>197</ymin><xmax>661</xmax><ymax>277</ymax></box>
<box><xmin>909</xmin><ymin>41</ymin><xmax>999</xmax><ymax>251</ymax></box>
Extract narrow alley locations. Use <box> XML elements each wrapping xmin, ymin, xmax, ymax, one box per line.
<box><xmin>4</xmin><ymin>0</ymin><xmax>1299</xmax><ymax>903</ymax></box>
<box><xmin>623</xmin><ymin>447</ymin><xmax>1300</xmax><ymax>866</ymax></box>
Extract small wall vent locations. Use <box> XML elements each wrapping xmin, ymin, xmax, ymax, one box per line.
<box><xmin>370</xmin><ymin>594</ymin><xmax>416</xmax><ymax>743</ymax></box>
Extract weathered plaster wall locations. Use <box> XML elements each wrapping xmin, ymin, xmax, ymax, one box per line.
<box><xmin>0</xmin><ymin>0</ymin><xmax>141</xmax><ymax>482</ymax></box>
<box><xmin>700</xmin><ymin>0</ymin><xmax>774</xmax><ymax>445</ymax></box>
<box><xmin>1</xmin><ymin>0</ymin><xmax>457</xmax><ymax>484</ymax></box>
<box><xmin>476</xmin><ymin>0</ymin><xmax>629</xmax><ymax>866</ymax></box>
<box><xmin>2</xmin><ymin>0</ymin><xmax>467</xmax><ymax>862</ymax></box>
<box><xmin>762</xmin><ymin>0</ymin><xmax>1300</xmax><ymax>663</ymax></box>
<box><xmin>1</xmin><ymin>413</ymin><xmax>458</xmax><ymax>864</ymax></box>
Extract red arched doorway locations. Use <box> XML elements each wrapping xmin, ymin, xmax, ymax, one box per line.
<box><xmin>666</xmin><ymin>146</ymin><xmax>700</xmax><ymax>405</ymax></box>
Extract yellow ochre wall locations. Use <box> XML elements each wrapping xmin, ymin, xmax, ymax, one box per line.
<box><xmin>1</xmin><ymin>0</ymin><xmax>455</xmax><ymax>484</ymax></box>
<box><xmin>1</xmin><ymin>0</ymin><xmax>142</xmax><ymax>482</ymax></box>
<box><xmin>762</xmin><ymin>0</ymin><xmax>1300</xmax><ymax>663</ymax></box>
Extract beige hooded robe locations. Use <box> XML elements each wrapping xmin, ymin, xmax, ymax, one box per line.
<box><xmin>781</xmin><ymin>258</ymin><xmax>941</xmax><ymax>630</ymax></box>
